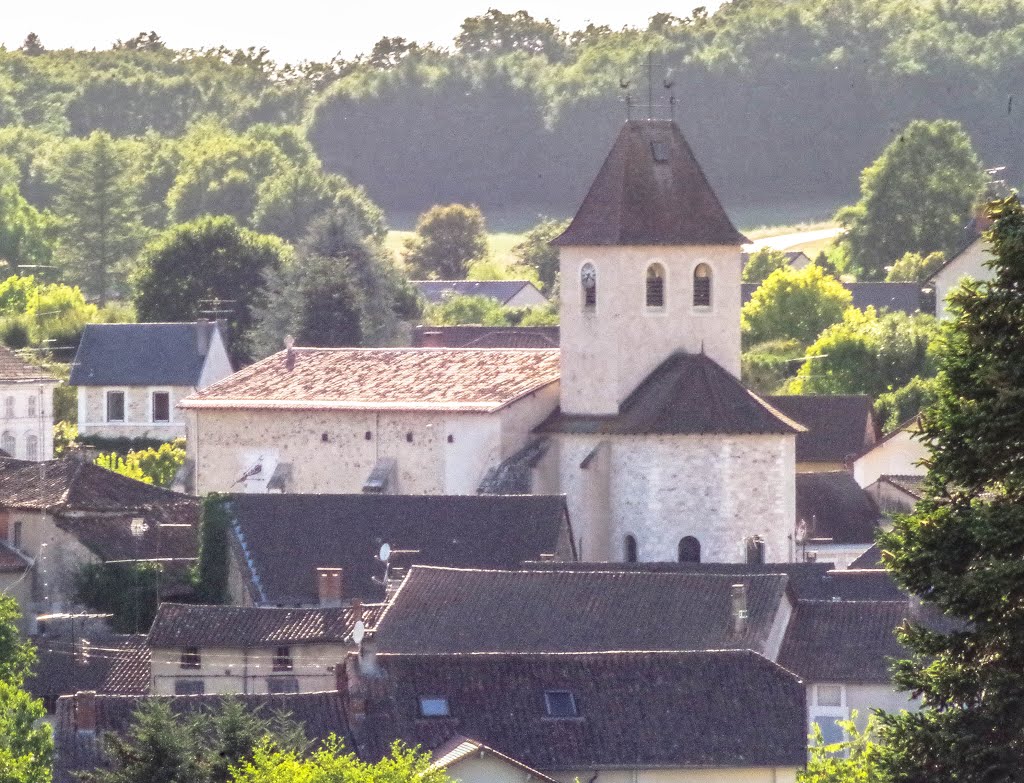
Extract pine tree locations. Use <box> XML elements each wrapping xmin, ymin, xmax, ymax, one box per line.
<box><xmin>878</xmin><ymin>196</ymin><xmax>1024</xmax><ymax>781</ymax></box>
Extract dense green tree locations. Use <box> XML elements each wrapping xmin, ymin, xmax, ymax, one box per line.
<box><xmin>874</xmin><ymin>374</ymin><xmax>939</xmax><ymax>434</ymax></box>
<box><xmin>877</xmin><ymin>197</ymin><xmax>1024</xmax><ymax>781</ymax></box>
<box><xmin>403</xmin><ymin>203</ymin><xmax>489</xmax><ymax>280</ymax></box>
<box><xmin>74</xmin><ymin>561</ymin><xmax>162</xmax><ymax>634</ymax></box>
<box><xmin>741</xmin><ymin>265</ymin><xmax>852</xmax><ymax>348</ymax></box>
<box><xmin>50</xmin><ymin>130</ymin><xmax>146</xmax><ymax>302</ymax></box>
<box><xmin>0</xmin><ymin>161</ymin><xmax>55</xmax><ymax>268</ymax></box>
<box><xmin>423</xmin><ymin>293</ymin><xmax>557</xmax><ymax>327</ymax></box>
<box><xmin>800</xmin><ymin>712</ymin><xmax>884</xmax><ymax>783</ymax></box>
<box><xmin>0</xmin><ymin>595</ymin><xmax>53</xmax><ymax>783</ymax></box>
<box><xmin>742</xmin><ymin>248</ymin><xmax>791</xmax><ymax>285</ymax></box>
<box><xmin>95</xmin><ymin>441</ymin><xmax>186</xmax><ymax>487</ymax></box>
<box><xmin>886</xmin><ymin>250</ymin><xmax>947</xmax><ymax>283</ymax></box>
<box><xmin>741</xmin><ymin>338</ymin><xmax>803</xmax><ymax>395</ymax></box>
<box><xmin>512</xmin><ymin>217</ymin><xmax>569</xmax><ymax>292</ymax></box>
<box><xmin>836</xmin><ymin>120</ymin><xmax>986</xmax><ymax>280</ymax></box>
<box><xmin>786</xmin><ymin>307</ymin><xmax>940</xmax><ymax>397</ymax></box>
<box><xmin>231</xmin><ymin>738</ymin><xmax>449</xmax><ymax>783</ymax></box>
<box><xmin>19</xmin><ymin>34</ymin><xmax>45</xmax><ymax>56</ymax></box>
<box><xmin>133</xmin><ymin>216</ymin><xmax>289</xmax><ymax>363</ymax></box>
<box><xmin>456</xmin><ymin>9</ymin><xmax>566</xmax><ymax>60</ymax></box>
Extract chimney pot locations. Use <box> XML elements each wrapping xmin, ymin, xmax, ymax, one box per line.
<box><xmin>75</xmin><ymin>690</ymin><xmax>97</xmax><ymax>733</ymax></box>
<box><xmin>317</xmin><ymin>567</ymin><xmax>343</xmax><ymax>607</ymax></box>
<box><xmin>730</xmin><ymin>583</ymin><xmax>748</xmax><ymax>636</ymax></box>
<box><xmin>421</xmin><ymin>331</ymin><xmax>443</xmax><ymax>348</ymax></box>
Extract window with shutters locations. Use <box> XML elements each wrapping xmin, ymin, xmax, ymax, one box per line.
<box><xmin>693</xmin><ymin>264</ymin><xmax>712</xmax><ymax>308</ymax></box>
<box><xmin>646</xmin><ymin>264</ymin><xmax>665</xmax><ymax>309</ymax></box>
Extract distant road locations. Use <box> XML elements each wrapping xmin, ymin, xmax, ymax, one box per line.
<box><xmin>744</xmin><ymin>226</ymin><xmax>844</xmax><ymax>252</ymax></box>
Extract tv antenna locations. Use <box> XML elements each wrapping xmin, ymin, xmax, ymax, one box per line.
<box><xmin>198</xmin><ymin>297</ymin><xmax>236</xmax><ymax>319</ymax></box>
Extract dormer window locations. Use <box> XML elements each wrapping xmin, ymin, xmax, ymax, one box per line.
<box><xmin>580</xmin><ymin>263</ymin><xmax>597</xmax><ymax>310</ymax></box>
<box><xmin>544</xmin><ymin>690</ymin><xmax>578</xmax><ymax>718</ymax></box>
<box><xmin>624</xmin><ymin>535</ymin><xmax>638</xmax><ymax>563</ymax></box>
<box><xmin>646</xmin><ymin>264</ymin><xmax>665</xmax><ymax>308</ymax></box>
<box><xmin>418</xmin><ymin>696</ymin><xmax>450</xmax><ymax>717</ymax></box>
<box><xmin>693</xmin><ymin>264</ymin><xmax>712</xmax><ymax>308</ymax></box>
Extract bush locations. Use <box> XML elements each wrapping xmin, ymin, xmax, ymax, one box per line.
<box><xmin>74</xmin><ymin>561</ymin><xmax>162</xmax><ymax>634</ymax></box>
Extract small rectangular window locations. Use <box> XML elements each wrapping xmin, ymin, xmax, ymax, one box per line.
<box><xmin>651</xmin><ymin>141</ymin><xmax>670</xmax><ymax>162</ymax></box>
<box><xmin>12</xmin><ymin>521</ymin><xmax>22</xmax><ymax>549</ymax></box>
<box><xmin>4</xmin><ymin>397</ymin><xmax>14</xmax><ymax>419</ymax></box>
<box><xmin>152</xmin><ymin>392</ymin><xmax>170</xmax><ymax>423</ymax></box>
<box><xmin>693</xmin><ymin>278</ymin><xmax>711</xmax><ymax>308</ymax></box>
<box><xmin>544</xmin><ymin>690</ymin><xmax>578</xmax><ymax>718</ymax></box>
<box><xmin>584</xmin><ymin>287</ymin><xmax>597</xmax><ymax>308</ymax></box>
<box><xmin>180</xmin><ymin>647</ymin><xmax>201</xmax><ymax>670</ymax></box>
<box><xmin>418</xmin><ymin>696</ymin><xmax>450</xmax><ymax>717</ymax></box>
<box><xmin>267</xmin><ymin>676</ymin><xmax>299</xmax><ymax>694</ymax></box>
<box><xmin>816</xmin><ymin>685</ymin><xmax>843</xmax><ymax>707</ymax></box>
<box><xmin>27</xmin><ymin>397</ymin><xmax>36</xmax><ymax>417</ymax></box>
<box><xmin>272</xmin><ymin>646</ymin><xmax>293</xmax><ymax>672</ymax></box>
<box><xmin>174</xmin><ymin>678</ymin><xmax>205</xmax><ymax>696</ymax></box>
<box><xmin>106</xmin><ymin>391</ymin><xmax>125</xmax><ymax>422</ymax></box>
<box><xmin>814</xmin><ymin>716</ymin><xmax>845</xmax><ymax>745</ymax></box>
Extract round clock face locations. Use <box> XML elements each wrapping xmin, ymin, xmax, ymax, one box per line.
<box><xmin>580</xmin><ymin>263</ymin><xmax>597</xmax><ymax>289</ymax></box>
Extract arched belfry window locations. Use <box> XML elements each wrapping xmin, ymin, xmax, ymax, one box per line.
<box><xmin>624</xmin><ymin>535</ymin><xmax>638</xmax><ymax>563</ymax></box>
<box><xmin>581</xmin><ymin>262</ymin><xmax>597</xmax><ymax>309</ymax></box>
<box><xmin>678</xmin><ymin>536</ymin><xmax>701</xmax><ymax>563</ymax></box>
<box><xmin>646</xmin><ymin>264</ymin><xmax>665</xmax><ymax>308</ymax></box>
<box><xmin>693</xmin><ymin>264</ymin><xmax>712</xmax><ymax>308</ymax></box>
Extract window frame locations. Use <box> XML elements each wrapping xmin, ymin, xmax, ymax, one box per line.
<box><xmin>580</xmin><ymin>262</ymin><xmax>598</xmax><ymax>312</ymax></box>
<box><xmin>105</xmin><ymin>390</ymin><xmax>126</xmax><ymax>423</ymax></box>
<box><xmin>151</xmin><ymin>390</ymin><xmax>171</xmax><ymax>423</ymax></box>
<box><xmin>272</xmin><ymin>645</ymin><xmax>293</xmax><ymax>672</ymax></box>
<box><xmin>3</xmin><ymin>396</ymin><xmax>14</xmax><ymax>419</ymax></box>
<box><xmin>678</xmin><ymin>536</ymin><xmax>701</xmax><ymax>563</ymax></box>
<box><xmin>174</xmin><ymin>678</ymin><xmax>205</xmax><ymax>696</ymax></box>
<box><xmin>27</xmin><ymin>395</ymin><xmax>37</xmax><ymax>418</ymax></box>
<box><xmin>418</xmin><ymin>696</ymin><xmax>451</xmax><ymax>718</ymax></box>
<box><xmin>692</xmin><ymin>263</ymin><xmax>713</xmax><ymax>310</ymax></box>
<box><xmin>24</xmin><ymin>434</ymin><xmax>38</xmax><ymax>462</ymax></box>
<box><xmin>544</xmin><ymin>689</ymin><xmax>579</xmax><ymax>718</ymax></box>
<box><xmin>180</xmin><ymin>646</ymin><xmax>201</xmax><ymax>670</ymax></box>
<box><xmin>267</xmin><ymin>676</ymin><xmax>299</xmax><ymax>694</ymax></box>
<box><xmin>645</xmin><ymin>263</ymin><xmax>667</xmax><ymax>311</ymax></box>
<box><xmin>811</xmin><ymin>683</ymin><xmax>849</xmax><ymax>746</ymax></box>
<box><xmin>0</xmin><ymin>431</ymin><xmax>15</xmax><ymax>457</ymax></box>
<box><xmin>623</xmin><ymin>534</ymin><xmax>638</xmax><ymax>563</ymax></box>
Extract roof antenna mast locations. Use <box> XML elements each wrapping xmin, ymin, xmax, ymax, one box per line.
<box><xmin>647</xmin><ymin>51</ymin><xmax>654</xmax><ymax>120</ymax></box>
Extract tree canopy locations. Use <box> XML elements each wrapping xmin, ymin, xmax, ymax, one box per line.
<box><xmin>741</xmin><ymin>265</ymin><xmax>852</xmax><ymax>348</ymax></box>
<box><xmin>742</xmin><ymin>248</ymin><xmax>790</xmax><ymax>285</ymax></box>
<box><xmin>230</xmin><ymin>739</ymin><xmax>449</xmax><ymax>783</ymax></box>
<box><xmin>836</xmin><ymin>119</ymin><xmax>986</xmax><ymax>280</ymax></box>
<box><xmin>402</xmin><ymin>204</ymin><xmax>489</xmax><ymax>280</ymax></box>
<box><xmin>877</xmin><ymin>197</ymin><xmax>1024</xmax><ymax>779</ymax></box>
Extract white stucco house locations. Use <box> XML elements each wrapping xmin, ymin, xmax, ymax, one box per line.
<box><xmin>930</xmin><ymin>223</ymin><xmax>995</xmax><ymax>320</ymax></box>
<box><xmin>412</xmin><ymin>279</ymin><xmax>548</xmax><ymax>308</ymax></box>
<box><xmin>70</xmin><ymin>321</ymin><xmax>232</xmax><ymax>441</ymax></box>
<box><xmin>853</xmin><ymin>417</ymin><xmax>927</xmax><ymax>489</ymax></box>
<box><xmin>0</xmin><ymin>346</ymin><xmax>58</xmax><ymax>461</ymax></box>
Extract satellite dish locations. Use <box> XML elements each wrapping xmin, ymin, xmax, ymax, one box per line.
<box><xmin>379</xmin><ymin>543</ymin><xmax>391</xmax><ymax>563</ymax></box>
<box><xmin>352</xmin><ymin>620</ymin><xmax>365</xmax><ymax>646</ymax></box>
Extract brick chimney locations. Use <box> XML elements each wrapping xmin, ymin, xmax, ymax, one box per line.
<box><xmin>420</xmin><ymin>331</ymin><xmax>443</xmax><ymax>348</ymax></box>
<box><xmin>731</xmin><ymin>583</ymin><xmax>748</xmax><ymax>636</ymax></box>
<box><xmin>317</xmin><ymin>567</ymin><xmax>343</xmax><ymax>607</ymax></box>
<box><xmin>196</xmin><ymin>319</ymin><xmax>213</xmax><ymax>355</ymax></box>
<box><xmin>75</xmin><ymin>690</ymin><xmax>97</xmax><ymax>734</ymax></box>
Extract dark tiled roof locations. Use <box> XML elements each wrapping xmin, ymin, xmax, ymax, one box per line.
<box><xmin>54</xmin><ymin>691</ymin><xmax>349</xmax><ymax>783</ymax></box>
<box><xmin>878</xmin><ymin>474</ymin><xmax>927</xmax><ymax>500</ymax></box>
<box><xmin>412</xmin><ymin>325</ymin><xmax>559</xmax><ymax>348</ymax></box>
<box><xmin>148</xmin><ymin>603</ymin><xmax>363</xmax><ymax>648</ymax></box>
<box><xmin>54</xmin><ymin>504</ymin><xmax>199</xmax><ymax>565</ymax></box>
<box><xmin>799</xmin><ymin>569</ymin><xmax>903</xmax><ymax>601</ymax></box>
<box><xmin>778</xmin><ymin>600</ymin><xmax>910</xmax><ymax>683</ymax></box>
<box><xmin>101</xmin><ymin>635</ymin><xmax>151</xmax><ymax>695</ymax></box>
<box><xmin>0</xmin><ymin>346</ymin><xmax>57</xmax><ymax>382</ymax></box>
<box><xmin>765</xmin><ymin>395</ymin><xmax>877</xmax><ymax>463</ymax></box>
<box><xmin>411</xmin><ymin>280</ymin><xmax>544</xmax><ymax>305</ymax></box>
<box><xmin>554</xmin><ymin>120</ymin><xmax>747</xmax><ymax>246</ymax></box>
<box><xmin>0</xmin><ymin>541</ymin><xmax>30</xmax><ymax>572</ymax></box>
<box><xmin>0</xmin><ymin>457</ymin><xmax>194</xmax><ymax>513</ymax></box>
<box><xmin>360</xmin><ymin>651</ymin><xmax>806</xmax><ymax>770</ymax></box>
<box><xmin>741</xmin><ymin>283</ymin><xmax>923</xmax><ymax>315</ymax></box>
<box><xmin>796</xmin><ymin>471</ymin><xmax>881</xmax><ymax>545</ymax></box>
<box><xmin>181</xmin><ymin>348</ymin><xmax>560</xmax><ymax>413</ymax></box>
<box><xmin>850</xmin><ymin>544</ymin><xmax>884</xmax><ymax>569</ymax></box>
<box><xmin>373</xmin><ymin>566</ymin><xmax>788</xmax><ymax>655</ymax></box>
<box><xmin>69</xmin><ymin>322</ymin><xmax>223</xmax><ymax>387</ymax></box>
<box><xmin>228</xmin><ymin>494</ymin><xmax>572</xmax><ymax>604</ymax></box>
<box><xmin>536</xmin><ymin>352</ymin><xmax>803</xmax><ymax>436</ymax></box>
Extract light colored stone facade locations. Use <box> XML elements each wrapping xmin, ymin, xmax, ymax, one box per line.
<box><xmin>553</xmin><ymin>767</ymin><xmax>798</xmax><ymax>783</ymax></box>
<box><xmin>559</xmin><ymin>245</ymin><xmax>742</xmax><ymax>416</ymax></box>
<box><xmin>186</xmin><ymin>383</ymin><xmax>559</xmax><ymax>496</ymax></box>
<box><xmin>550</xmin><ymin>433</ymin><xmax>796</xmax><ymax>562</ymax></box>
<box><xmin>853</xmin><ymin>428</ymin><xmax>927</xmax><ymax>489</ymax></box>
<box><xmin>933</xmin><ymin>237</ymin><xmax>994</xmax><ymax>320</ymax></box>
<box><xmin>149</xmin><ymin>641</ymin><xmax>348</xmax><ymax>695</ymax></box>
<box><xmin>0</xmin><ymin>382</ymin><xmax>57</xmax><ymax>461</ymax></box>
<box><xmin>78</xmin><ymin>385</ymin><xmax>193</xmax><ymax>440</ymax></box>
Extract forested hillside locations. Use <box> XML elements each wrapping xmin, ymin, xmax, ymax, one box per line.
<box><xmin>2</xmin><ymin>0</ymin><xmax>1023</xmax><ymax>223</ymax></box>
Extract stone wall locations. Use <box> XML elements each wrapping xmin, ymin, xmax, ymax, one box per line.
<box><xmin>556</xmin><ymin>433</ymin><xmax>796</xmax><ymax>563</ymax></box>
<box><xmin>0</xmin><ymin>382</ymin><xmax>56</xmax><ymax>460</ymax></box>
<box><xmin>78</xmin><ymin>385</ymin><xmax>191</xmax><ymax>441</ymax></box>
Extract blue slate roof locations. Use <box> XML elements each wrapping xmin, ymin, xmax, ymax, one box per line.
<box><xmin>69</xmin><ymin>322</ymin><xmax>221</xmax><ymax>387</ymax></box>
<box><xmin>742</xmin><ymin>282</ymin><xmax>924</xmax><ymax>315</ymax></box>
<box><xmin>412</xmin><ymin>280</ymin><xmax>542</xmax><ymax>305</ymax></box>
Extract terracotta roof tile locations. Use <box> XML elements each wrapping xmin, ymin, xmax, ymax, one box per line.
<box><xmin>0</xmin><ymin>346</ymin><xmax>57</xmax><ymax>383</ymax></box>
<box><xmin>412</xmin><ymin>325</ymin><xmax>559</xmax><ymax>348</ymax></box>
<box><xmin>553</xmin><ymin>120</ymin><xmax>747</xmax><ymax>247</ymax></box>
<box><xmin>536</xmin><ymin>352</ymin><xmax>802</xmax><ymax>435</ymax></box>
<box><xmin>100</xmin><ymin>636</ymin><xmax>150</xmax><ymax>695</ymax></box>
<box><xmin>0</xmin><ymin>541</ymin><xmax>29</xmax><ymax>572</ymax></box>
<box><xmin>359</xmin><ymin>651</ymin><xmax>806</xmax><ymax>769</ymax></box>
<box><xmin>182</xmin><ymin>348</ymin><xmax>560</xmax><ymax>412</ymax></box>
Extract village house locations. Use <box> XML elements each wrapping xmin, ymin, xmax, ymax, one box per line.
<box><xmin>179</xmin><ymin>348</ymin><xmax>559</xmax><ymax>495</ymax></box>
<box><xmin>427</xmin><ymin>737</ymin><xmax>561</xmax><ymax>783</ymax></box>
<box><xmin>764</xmin><ymin>395</ymin><xmax>878</xmax><ymax>472</ymax></box>
<box><xmin>742</xmin><ymin>282</ymin><xmax>925</xmax><ymax>316</ymax></box>
<box><xmin>412</xmin><ymin>279</ymin><xmax>547</xmax><ymax>308</ymax></box>
<box><xmin>853</xmin><ymin>417</ymin><xmax>927</xmax><ymax>490</ymax></box>
<box><xmin>146</xmin><ymin>602</ymin><xmax>375</xmax><ymax>696</ymax></box>
<box><xmin>795</xmin><ymin>471</ymin><xmax>882</xmax><ymax>568</ymax></box>
<box><xmin>929</xmin><ymin>215</ymin><xmax>994</xmax><ymax>320</ymax></box>
<box><xmin>0</xmin><ymin>345</ymin><xmax>59</xmax><ymax>461</ymax></box>
<box><xmin>71</xmin><ymin>321</ymin><xmax>232</xmax><ymax>442</ymax></box>
<box><xmin>346</xmin><ymin>650</ymin><xmax>807</xmax><ymax>783</ymax></box>
<box><xmin>224</xmin><ymin>493</ymin><xmax>575</xmax><ymax>606</ymax></box>
<box><xmin>0</xmin><ymin>456</ymin><xmax>199</xmax><ymax>619</ymax></box>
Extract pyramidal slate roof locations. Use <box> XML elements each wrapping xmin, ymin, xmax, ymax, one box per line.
<box><xmin>536</xmin><ymin>352</ymin><xmax>803</xmax><ymax>436</ymax></box>
<box><xmin>69</xmin><ymin>322</ymin><xmax>223</xmax><ymax>387</ymax></box>
<box><xmin>553</xmin><ymin>120</ymin><xmax>747</xmax><ymax>247</ymax></box>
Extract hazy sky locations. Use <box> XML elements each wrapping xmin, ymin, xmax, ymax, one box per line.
<box><xmin>1</xmin><ymin>1</ymin><xmax>720</xmax><ymax>64</ymax></box>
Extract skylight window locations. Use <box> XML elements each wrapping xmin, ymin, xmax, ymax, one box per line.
<box><xmin>544</xmin><ymin>690</ymin><xmax>578</xmax><ymax>718</ymax></box>
<box><xmin>651</xmin><ymin>141</ymin><xmax>670</xmax><ymax>162</ymax></box>
<box><xmin>418</xmin><ymin>696</ymin><xmax>450</xmax><ymax>717</ymax></box>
